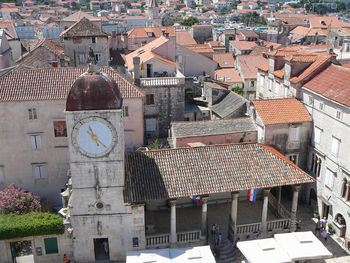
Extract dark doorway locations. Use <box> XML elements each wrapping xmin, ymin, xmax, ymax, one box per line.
<box><xmin>10</xmin><ymin>240</ymin><xmax>34</xmax><ymax>263</ymax></box>
<box><xmin>94</xmin><ymin>238</ymin><xmax>109</xmax><ymax>261</ymax></box>
<box><xmin>322</xmin><ymin>202</ymin><xmax>330</xmax><ymax>219</ymax></box>
<box><xmin>147</xmin><ymin>64</ymin><xmax>152</xmax><ymax>77</ymax></box>
<box><xmin>309</xmin><ymin>188</ymin><xmax>317</xmax><ymax>206</ymax></box>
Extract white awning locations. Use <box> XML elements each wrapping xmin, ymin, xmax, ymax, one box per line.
<box><xmin>238</xmin><ymin>231</ymin><xmax>332</xmax><ymax>263</ymax></box>
<box><xmin>126</xmin><ymin>245</ymin><xmax>215</xmax><ymax>263</ymax></box>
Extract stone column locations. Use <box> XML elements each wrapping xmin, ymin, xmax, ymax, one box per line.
<box><xmin>346</xmin><ymin>183</ymin><xmax>350</xmax><ymax>201</ymax></box>
<box><xmin>201</xmin><ymin>196</ymin><xmax>209</xmax><ymax>239</ymax></box>
<box><xmin>276</xmin><ymin>186</ymin><xmax>282</xmax><ymax>204</ymax></box>
<box><xmin>231</xmin><ymin>192</ymin><xmax>239</xmax><ymax>234</ymax></box>
<box><xmin>290</xmin><ymin>185</ymin><xmax>301</xmax><ymax>232</ymax></box>
<box><xmin>170</xmin><ymin>199</ymin><xmax>177</xmax><ymax>246</ymax></box>
<box><xmin>261</xmin><ymin>189</ymin><xmax>270</xmax><ymax>235</ymax></box>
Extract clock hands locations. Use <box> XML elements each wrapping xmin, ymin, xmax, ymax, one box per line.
<box><xmin>87</xmin><ymin>126</ymin><xmax>107</xmax><ymax>149</ymax></box>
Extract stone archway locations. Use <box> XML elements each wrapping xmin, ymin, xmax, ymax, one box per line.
<box><xmin>334</xmin><ymin>213</ymin><xmax>346</xmax><ymax>238</ymax></box>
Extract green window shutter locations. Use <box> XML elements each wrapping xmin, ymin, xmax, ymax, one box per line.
<box><xmin>44</xmin><ymin>237</ymin><xmax>58</xmax><ymax>254</ymax></box>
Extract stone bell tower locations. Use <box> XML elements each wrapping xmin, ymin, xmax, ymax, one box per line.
<box><xmin>147</xmin><ymin>0</ymin><xmax>161</xmax><ymax>27</ymax></box>
<box><xmin>64</xmin><ymin>65</ymin><xmax>145</xmax><ymax>262</ymax></box>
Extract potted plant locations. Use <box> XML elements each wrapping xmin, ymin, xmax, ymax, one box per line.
<box><xmin>314</xmin><ymin>210</ymin><xmax>319</xmax><ymax>218</ymax></box>
<box><xmin>328</xmin><ymin>223</ymin><xmax>334</xmax><ymax>234</ymax></box>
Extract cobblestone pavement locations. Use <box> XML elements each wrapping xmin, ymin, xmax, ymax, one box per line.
<box><xmin>297</xmin><ymin>203</ymin><xmax>350</xmax><ymax>262</ymax></box>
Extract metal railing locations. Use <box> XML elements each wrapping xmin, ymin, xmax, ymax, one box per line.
<box><xmin>140</xmin><ymin>76</ymin><xmax>185</xmax><ymax>87</ymax></box>
<box><xmin>177</xmin><ymin>230</ymin><xmax>201</xmax><ymax>243</ymax></box>
<box><xmin>146</xmin><ymin>233</ymin><xmax>169</xmax><ymax>248</ymax></box>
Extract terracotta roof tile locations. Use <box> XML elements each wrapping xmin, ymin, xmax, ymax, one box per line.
<box><xmin>272</xmin><ymin>67</ymin><xmax>285</xmax><ymax>79</ymax></box>
<box><xmin>212</xmin><ymin>53</ymin><xmax>235</xmax><ymax>68</ymax></box>
<box><xmin>0</xmin><ymin>67</ymin><xmax>144</xmax><ymax>102</ymax></box>
<box><xmin>303</xmin><ymin>64</ymin><xmax>350</xmax><ymax>107</ymax></box>
<box><xmin>215</xmin><ymin>68</ymin><xmax>242</xmax><ymax>83</ymax></box>
<box><xmin>257</xmin><ymin>62</ymin><xmax>269</xmax><ymax>72</ymax></box>
<box><xmin>237</xmin><ymin>55</ymin><xmax>267</xmax><ymax>79</ymax></box>
<box><xmin>175</xmin><ymin>30</ymin><xmax>197</xmax><ymax>46</ymax></box>
<box><xmin>230</xmin><ymin>40</ymin><xmax>257</xmax><ymax>51</ymax></box>
<box><xmin>60</xmin><ymin>17</ymin><xmax>109</xmax><ymax>38</ymax></box>
<box><xmin>252</xmin><ymin>98</ymin><xmax>312</xmax><ymax>125</ymax></box>
<box><xmin>124</xmin><ymin>143</ymin><xmax>314</xmax><ymax>202</ymax></box>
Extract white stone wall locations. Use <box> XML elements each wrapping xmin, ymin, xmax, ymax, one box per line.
<box><xmin>0</xmin><ymin>98</ymin><xmax>143</xmax><ymax>206</ymax></box>
<box><xmin>302</xmin><ymin>87</ymin><xmax>350</xmax><ymax>237</ymax></box>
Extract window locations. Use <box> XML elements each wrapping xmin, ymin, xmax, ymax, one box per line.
<box><xmin>342</xmin><ymin>179</ymin><xmax>347</xmax><ymax>198</ymax></box>
<box><xmin>310</xmin><ymin>153</ymin><xmax>322</xmax><ymax>177</ymax></box>
<box><xmin>90</xmin><ymin>37</ymin><xmax>96</xmax><ymax>43</ymax></box>
<box><xmin>336</xmin><ymin>110</ymin><xmax>342</xmax><ymax>120</ymax></box>
<box><xmin>250</xmin><ymin>80</ymin><xmax>254</xmax><ymax>87</ymax></box>
<box><xmin>274</xmin><ymin>81</ymin><xmax>280</xmax><ymax>93</ymax></box>
<box><xmin>95</xmin><ymin>53</ymin><xmax>101</xmax><ymax>62</ymax></box>
<box><xmin>288</xmin><ymin>126</ymin><xmax>300</xmax><ymax>141</ymax></box>
<box><xmin>44</xmin><ymin>237</ymin><xmax>58</xmax><ymax>254</ymax></box>
<box><xmin>288</xmin><ymin>154</ymin><xmax>298</xmax><ymax>165</ymax></box>
<box><xmin>146</xmin><ymin>119</ymin><xmax>156</xmax><ymax>132</ymax></box>
<box><xmin>325</xmin><ymin>169</ymin><xmax>335</xmax><ymax>189</ymax></box>
<box><xmin>319</xmin><ymin>102</ymin><xmax>324</xmax><ymax>111</ymax></box>
<box><xmin>28</xmin><ymin>108</ymin><xmax>37</xmax><ymax>120</ymax></box>
<box><xmin>314</xmin><ymin>127</ymin><xmax>322</xmax><ymax>145</ymax></box>
<box><xmin>308</xmin><ymin>95</ymin><xmax>314</xmax><ymax>106</ymax></box>
<box><xmin>284</xmin><ymin>86</ymin><xmax>289</xmax><ymax>97</ymax></box>
<box><xmin>30</xmin><ymin>135</ymin><xmax>42</xmax><ymax>149</ymax></box>
<box><xmin>146</xmin><ymin>94</ymin><xmax>155</xmax><ymax>105</ymax></box>
<box><xmin>53</xmin><ymin>121</ymin><xmax>67</xmax><ymax>137</ymax></box>
<box><xmin>331</xmin><ymin>137</ymin><xmax>340</xmax><ymax>156</ymax></box>
<box><xmin>0</xmin><ymin>166</ymin><xmax>3</xmax><ymax>182</ymax></box>
<box><xmin>123</xmin><ymin>106</ymin><xmax>129</xmax><ymax>117</ymax></box>
<box><xmin>79</xmin><ymin>54</ymin><xmax>85</xmax><ymax>63</ymax></box>
<box><xmin>34</xmin><ymin>165</ymin><xmax>47</xmax><ymax>179</ymax></box>
<box><xmin>268</xmin><ymin>78</ymin><xmax>272</xmax><ymax>91</ymax></box>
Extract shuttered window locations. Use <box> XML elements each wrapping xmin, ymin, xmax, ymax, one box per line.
<box><xmin>30</xmin><ymin>135</ymin><xmax>42</xmax><ymax>149</ymax></box>
<box><xmin>289</xmin><ymin>127</ymin><xmax>299</xmax><ymax>141</ymax></box>
<box><xmin>34</xmin><ymin>165</ymin><xmax>47</xmax><ymax>179</ymax></box>
<box><xmin>44</xmin><ymin>237</ymin><xmax>58</xmax><ymax>254</ymax></box>
<box><xmin>325</xmin><ymin>169</ymin><xmax>335</xmax><ymax>189</ymax></box>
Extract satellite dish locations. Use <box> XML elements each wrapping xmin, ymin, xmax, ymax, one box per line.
<box><xmin>331</xmin><ymin>3</ymin><xmax>337</xmax><ymax>9</ymax></box>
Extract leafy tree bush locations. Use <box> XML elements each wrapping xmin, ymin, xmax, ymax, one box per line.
<box><xmin>180</xmin><ymin>16</ymin><xmax>199</xmax><ymax>26</ymax></box>
<box><xmin>0</xmin><ymin>184</ymin><xmax>41</xmax><ymax>215</ymax></box>
<box><xmin>147</xmin><ymin>139</ymin><xmax>168</xmax><ymax>150</ymax></box>
<box><xmin>232</xmin><ymin>86</ymin><xmax>243</xmax><ymax>95</ymax></box>
<box><xmin>240</xmin><ymin>12</ymin><xmax>267</xmax><ymax>26</ymax></box>
<box><xmin>0</xmin><ymin>213</ymin><xmax>64</xmax><ymax>240</ymax></box>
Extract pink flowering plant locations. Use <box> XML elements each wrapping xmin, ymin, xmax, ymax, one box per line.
<box><xmin>0</xmin><ymin>184</ymin><xmax>41</xmax><ymax>215</ymax></box>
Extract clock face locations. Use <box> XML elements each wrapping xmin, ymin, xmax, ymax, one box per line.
<box><xmin>72</xmin><ymin>117</ymin><xmax>117</xmax><ymax>158</ymax></box>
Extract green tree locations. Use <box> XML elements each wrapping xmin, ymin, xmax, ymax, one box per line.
<box><xmin>180</xmin><ymin>16</ymin><xmax>199</xmax><ymax>26</ymax></box>
<box><xmin>232</xmin><ymin>86</ymin><xmax>243</xmax><ymax>95</ymax></box>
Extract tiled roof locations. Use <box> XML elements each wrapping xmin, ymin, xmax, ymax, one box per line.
<box><xmin>171</xmin><ymin>117</ymin><xmax>256</xmax><ymax>138</ymax></box>
<box><xmin>239</xmin><ymin>29</ymin><xmax>258</xmax><ymax>38</ymax></box>
<box><xmin>230</xmin><ymin>40</ymin><xmax>257</xmax><ymax>51</ymax></box>
<box><xmin>124</xmin><ymin>143</ymin><xmax>314</xmax><ymax>202</ymax></box>
<box><xmin>175</xmin><ymin>30</ymin><xmax>197</xmax><ymax>46</ymax></box>
<box><xmin>60</xmin><ymin>17</ymin><xmax>109</xmax><ymax>38</ymax></box>
<box><xmin>212</xmin><ymin>53</ymin><xmax>235</xmax><ymax>68</ymax></box>
<box><xmin>237</xmin><ymin>55</ymin><xmax>267</xmax><ymax>79</ymax></box>
<box><xmin>252</xmin><ymin>98</ymin><xmax>312</xmax><ymax>125</ymax></box>
<box><xmin>61</xmin><ymin>10</ymin><xmax>101</xmax><ymax>22</ymax></box>
<box><xmin>289</xmin><ymin>55</ymin><xmax>331</xmax><ymax>84</ymax></box>
<box><xmin>272</xmin><ymin>67</ymin><xmax>285</xmax><ymax>79</ymax></box>
<box><xmin>257</xmin><ymin>62</ymin><xmax>269</xmax><ymax>72</ymax></box>
<box><xmin>211</xmin><ymin>91</ymin><xmax>246</xmax><ymax>118</ymax></box>
<box><xmin>0</xmin><ymin>67</ymin><xmax>144</xmax><ymax>102</ymax></box>
<box><xmin>309</xmin><ymin>16</ymin><xmax>350</xmax><ymax>29</ymax></box>
<box><xmin>215</xmin><ymin>68</ymin><xmax>242</xmax><ymax>83</ymax></box>
<box><xmin>127</xmin><ymin>26</ymin><xmax>175</xmax><ymax>39</ymax></box>
<box><xmin>290</xmin><ymin>26</ymin><xmax>327</xmax><ymax>37</ymax></box>
<box><xmin>303</xmin><ymin>64</ymin><xmax>350</xmax><ymax>107</ymax></box>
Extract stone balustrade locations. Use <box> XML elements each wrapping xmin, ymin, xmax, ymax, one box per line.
<box><xmin>146</xmin><ymin>233</ymin><xmax>170</xmax><ymax>248</ymax></box>
<box><xmin>177</xmin><ymin>230</ymin><xmax>201</xmax><ymax>243</ymax></box>
<box><xmin>140</xmin><ymin>77</ymin><xmax>185</xmax><ymax>87</ymax></box>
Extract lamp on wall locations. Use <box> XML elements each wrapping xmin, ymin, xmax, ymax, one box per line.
<box><xmin>67</xmin><ymin>228</ymin><xmax>73</xmax><ymax>235</ymax></box>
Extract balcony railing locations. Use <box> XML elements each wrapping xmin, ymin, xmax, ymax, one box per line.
<box><xmin>237</xmin><ymin>222</ymin><xmax>261</xmax><ymax>235</ymax></box>
<box><xmin>267</xmin><ymin>218</ymin><xmax>290</xmax><ymax>231</ymax></box>
<box><xmin>177</xmin><ymin>230</ymin><xmax>201</xmax><ymax>243</ymax></box>
<box><xmin>140</xmin><ymin>76</ymin><xmax>185</xmax><ymax>87</ymax></box>
<box><xmin>146</xmin><ymin>233</ymin><xmax>169</xmax><ymax>248</ymax></box>
<box><xmin>145</xmin><ymin>230</ymin><xmax>201</xmax><ymax>248</ymax></box>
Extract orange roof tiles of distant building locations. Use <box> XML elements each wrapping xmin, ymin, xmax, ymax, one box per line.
<box><xmin>237</xmin><ymin>55</ymin><xmax>267</xmax><ymax>79</ymax></box>
<box><xmin>309</xmin><ymin>16</ymin><xmax>350</xmax><ymax>29</ymax></box>
<box><xmin>290</xmin><ymin>26</ymin><xmax>327</xmax><ymax>36</ymax></box>
<box><xmin>215</xmin><ymin>68</ymin><xmax>242</xmax><ymax>83</ymax></box>
<box><xmin>303</xmin><ymin>64</ymin><xmax>350</xmax><ymax>107</ymax></box>
<box><xmin>230</xmin><ymin>40</ymin><xmax>257</xmax><ymax>51</ymax></box>
<box><xmin>175</xmin><ymin>30</ymin><xmax>197</xmax><ymax>46</ymax></box>
<box><xmin>252</xmin><ymin>98</ymin><xmax>312</xmax><ymax>125</ymax></box>
<box><xmin>208</xmin><ymin>41</ymin><xmax>224</xmax><ymax>47</ymax></box>
<box><xmin>212</xmin><ymin>53</ymin><xmax>235</xmax><ymax>68</ymax></box>
<box><xmin>127</xmin><ymin>26</ymin><xmax>175</xmax><ymax>38</ymax></box>
<box><xmin>186</xmin><ymin>44</ymin><xmax>214</xmax><ymax>54</ymax></box>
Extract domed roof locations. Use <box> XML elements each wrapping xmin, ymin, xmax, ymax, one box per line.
<box><xmin>66</xmin><ymin>69</ymin><xmax>122</xmax><ymax>111</ymax></box>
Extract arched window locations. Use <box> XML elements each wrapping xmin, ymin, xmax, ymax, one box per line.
<box><xmin>342</xmin><ymin>179</ymin><xmax>347</xmax><ymax>198</ymax></box>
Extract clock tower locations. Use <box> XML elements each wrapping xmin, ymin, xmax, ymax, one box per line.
<box><xmin>65</xmin><ymin>65</ymin><xmax>145</xmax><ymax>262</ymax></box>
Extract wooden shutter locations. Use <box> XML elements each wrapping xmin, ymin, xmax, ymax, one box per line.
<box><xmin>44</xmin><ymin>237</ymin><xmax>58</xmax><ymax>254</ymax></box>
<box><xmin>34</xmin><ymin>166</ymin><xmax>41</xmax><ymax>179</ymax></box>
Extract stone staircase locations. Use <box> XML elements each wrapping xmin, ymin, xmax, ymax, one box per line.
<box><xmin>210</xmin><ymin>237</ymin><xmax>238</xmax><ymax>263</ymax></box>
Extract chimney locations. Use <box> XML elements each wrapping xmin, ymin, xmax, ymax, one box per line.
<box><xmin>133</xmin><ymin>56</ymin><xmax>141</xmax><ymax>85</ymax></box>
<box><xmin>268</xmin><ymin>45</ymin><xmax>274</xmax><ymax>52</ymax></box>
<box><xmin>162</xmin><ymin>29</ymin><xmax>166</xmax><ymax>36</ymax></box>
<box><xmin>164</xmin><ymin>32</ymin><xmax>169</xmax><ymax>38</ymax></box>
<box><xmin>314</xmin><ymin>32</ymin><xmax>318</xmax><ymax>45</ymax></box>
<box><xmin>59</xmin><ymin>54</ymin><xmax>65</xmax><ymax>67</ymax></box>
